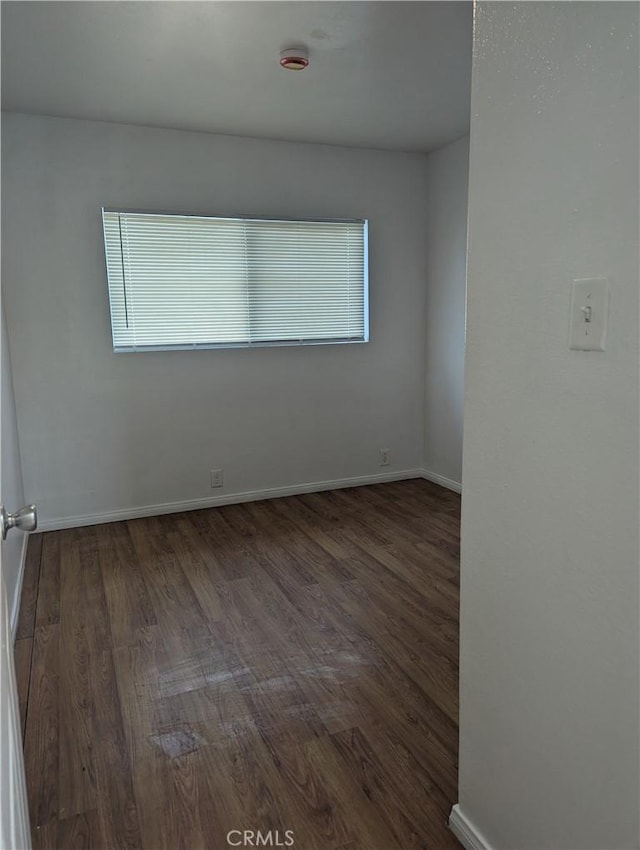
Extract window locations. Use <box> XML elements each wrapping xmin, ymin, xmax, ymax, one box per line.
<box><xmin>102</xmin><ymin>209</ymin><xmax>368</xmax><ymax>352</ymax></box>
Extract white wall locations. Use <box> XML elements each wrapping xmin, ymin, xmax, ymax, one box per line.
<box><xmin>458</xmin><ymin>4</ymin><xmax>639</xmax><ymax>849</ymax></box>
<box><xmin>423</xmin><ymin>136</ymin><xmax>468</xmax><ymax>488</ymax></box>
<box><xmin>1</xmin><ymin>114</ymin><xmax>429</xmax><ymax>526</ymax></box>
<box><xmin>1</xmin><ymin>303</ymin><xmax>26</xmax><ymax>633</ymax></box>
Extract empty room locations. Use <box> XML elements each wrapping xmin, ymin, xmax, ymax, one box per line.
<box><xmin>1</xmin><ymin>3</ymin><xmax>638</xmax><ymax>850</ymax></box>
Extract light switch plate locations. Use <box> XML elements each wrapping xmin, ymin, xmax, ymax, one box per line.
<box><xmin>569</xmin><ymin>277</ymin><xmax>609</xmax><ymax>351</ymax></box>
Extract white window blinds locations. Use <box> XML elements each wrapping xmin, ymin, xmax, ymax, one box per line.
<box><xmin>102</xmin><ymin>210</ymin><xmax>368</xmax><ymax>352</ymax></box>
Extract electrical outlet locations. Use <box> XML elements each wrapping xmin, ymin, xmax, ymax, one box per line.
<box><xmin>210</xmin><ymin>469</ymin><xmax>224</xmax><ymax>488</ymax></box>
<box><xmin>379</xmin><ymin>448</ymin><xmax>391</xmax><ymax>466</ymax></box>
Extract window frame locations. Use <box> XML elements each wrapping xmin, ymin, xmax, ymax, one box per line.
<box><xmin>101</xmin><ymin>207</ymin><xmax>370</xmax><ymax>353</ymax></box>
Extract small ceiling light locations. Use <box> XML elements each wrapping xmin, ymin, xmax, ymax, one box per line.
<box><xmin>279</xmin><ymin>48</ymin><xmax>309</xmax><ymax>71</ymax></box>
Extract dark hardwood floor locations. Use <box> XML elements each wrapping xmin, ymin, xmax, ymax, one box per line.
<box><xmin>15</xmin><ymin>479</ymin><xmax>461</xmax><ymax>850</ymax></box>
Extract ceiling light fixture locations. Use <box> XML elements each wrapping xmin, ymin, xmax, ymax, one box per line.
<box><xmin>279</xmin><ymin>48</ymin><xmax>309</xmax><ymax>71</ymax></box>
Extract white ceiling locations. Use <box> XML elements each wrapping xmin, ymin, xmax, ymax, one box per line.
<box><xmin>1</xmin><ymin>1</ymin><xmax>472</xmax><ymax>153</ymax></box>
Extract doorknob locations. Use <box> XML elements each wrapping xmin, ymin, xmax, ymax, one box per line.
<box><xmin>0</xmin><ymin>504</ymin><xmax>37</xmax><ymax>540</ymax></box>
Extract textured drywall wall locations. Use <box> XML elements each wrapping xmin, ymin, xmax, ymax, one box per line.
<box><xmin>1</xmin><ymin>114</ymin><xmax>429</xmax><ymax>524</ymax></box>
<box><xmin>423</xmin><ymin>135</ymin><xmax>469</xmax><ymax>486</ymax></box>
<box><xmin>459</xmin><ymin>3</ymin><xmax>639</xmax><ymax>848</ymax></box>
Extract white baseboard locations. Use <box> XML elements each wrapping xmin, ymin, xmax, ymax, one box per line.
<box><xmin>10</xmin><ymin>534</ymin><xmax>30</xmax><ymax>642</ymax></box>
<box><xmin>449</xmin><ymin>805</ymin><xmax>495</xmax><ymax>850</ymax></box>
<box><xmin>421</xmin><ymin>468</ymin><xmax>462</xmax><ymax>494</ymax></box>
<box><xmin>37</xmin><ymin>468</ymin><xmax>425</xmax><ymax>532</ymax></box>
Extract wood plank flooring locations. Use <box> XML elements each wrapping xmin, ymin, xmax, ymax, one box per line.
<box><xmin>16</xmin><ymin>479</ymin><xmax>461</xmax><ymax>850</ymax></box>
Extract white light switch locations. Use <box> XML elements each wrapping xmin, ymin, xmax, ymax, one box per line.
<box><xmin>569</xmin><ymin>277</ymin><xmax>609</xmax><ymax>351</ymax></box>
